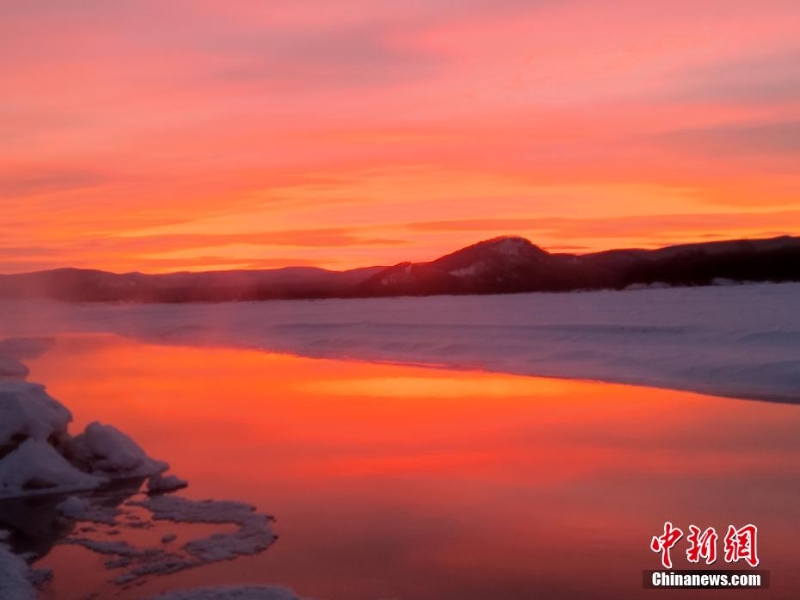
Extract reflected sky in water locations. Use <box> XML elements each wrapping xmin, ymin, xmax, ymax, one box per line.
<box><xmin>16</xmin><ymin>335</ymin><xmax>800</xmax><ymax>600</ymax></box>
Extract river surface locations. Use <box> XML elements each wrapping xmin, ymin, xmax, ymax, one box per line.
<box><xmin>9</xmin><ymin>334</ymin><xmax>800</xmax><ymax>599</ymax></box>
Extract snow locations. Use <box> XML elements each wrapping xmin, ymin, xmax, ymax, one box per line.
<box><xmin>0</xmin><ymin>381</ymin><xmax>71</xmax><ymax>450</ymax></box>
<box><xmin>148</xmin><ymin>587</ymin><xmax>305</xmax><ymax>600</ymax></box>
<box><xmin>134</xmin><ymin>495</ymin><xmax>276</xmax><ymax>562</ymax></box>
<box><xmin>0</xmin><ymin>545</ymin><xmax>37</xmax><ymax>600</ymax></box>
<box><xmin>56</xmin><ymin>495</ymin><xmax>277</xmax><ymax>586</ymax></box>
<box><xmin>69</xmin><ymin>422</ymin><xmax>168</xmax><ymax>479</ymax></box>
<box><xmin>450</xmin><ymin>262</ymin><xmax>484</xmax><ymax>278</ymax></box>
<box><xmin>0</xmin><ymin>381</ymin><xmax>103</xmax><ymax>497</ymax></box>
<box><xmin>0</xmin><ymin>382</ymin><xmax>170</xmax><ymax>499</ymax></box>
<box><xmin>1</xmin><ymin>283</ymin><xmax>798</xmax><ymax>402</ymax></box>
<box><xmin>0</xmin><ymin>438</ymin><xmax>102</xmax><ymax>496</ymax></box>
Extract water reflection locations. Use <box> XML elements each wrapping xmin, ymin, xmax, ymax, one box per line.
<box><xmin>17</xmin><ymin>335</ymin><xmax>800</xmax><ymax>599</ymax></box>
<box><xmin>0</xmin><ymin>480</ymin><xmax>141</xmax><ymax>556</ymax></box>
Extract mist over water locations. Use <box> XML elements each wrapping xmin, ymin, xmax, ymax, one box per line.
<box><xmin>2</xmin><ymin>282</ymin><xmax>800</xmax><ymax>402</ymax></box>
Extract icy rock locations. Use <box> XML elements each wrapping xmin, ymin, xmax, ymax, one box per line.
<box><xmin>69</xmin><ymin>422</ymin><xmax>168</xmax><ymax>479</ymax></box>
<box><xmin>147</xmin><ymin>474</ymin><xmax>188</xmax><ymax>494</ymax></box>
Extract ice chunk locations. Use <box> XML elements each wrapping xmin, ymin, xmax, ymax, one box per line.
<box><xmin>68</xmin><ymin>422</ymin><xmax>168</xmax><ymax>479</ymax></box>
<box><xmin>147</xmin><ymin>474</ymin><xmax>188</xmax><ymax>494</ymax></box>
<box><xmin>0</xmin><ymin>381</ymin><xmax>71</xmax><ymax>451</ymax></box>
<box><xmin>0</xmin><ymin>381</ymin><xmax>170</xmax><ymax>498</ymax></box>
<box><xmin>0</xmin><ymin>439</ymin><xmax>102</xmax><ymax>497</ymax></box>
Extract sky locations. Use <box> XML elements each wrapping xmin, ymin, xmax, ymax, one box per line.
<box><xmin>2</xmin><ymin>0</ymin><xmax>800</xmax><ymax>273</ymax></box>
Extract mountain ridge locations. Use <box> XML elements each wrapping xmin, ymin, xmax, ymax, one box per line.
<box><xmin>2</xmin><ymin>235</ymin><xmax>799</xmax><ymax>303</ymax></box>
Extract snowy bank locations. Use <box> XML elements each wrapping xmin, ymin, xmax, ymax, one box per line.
<box><xmin>0</xmin><ymin>380</ymin><xmax>170</xmax><ymax>499</ymax></box>
<box><xmin>1</xmin><ymin>283</ymin><xmax>799</xmax><ymax>401</ymax></box>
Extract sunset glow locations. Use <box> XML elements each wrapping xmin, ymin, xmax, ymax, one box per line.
<box><xmin>3</xmin><ymin>0</ymin><xmax>800</xmax><ymax>273</ymax></box>
<box><xmin>29</xmin><ymin>336</ymin><xmax>800</xmax><ymax>598</ymax></box>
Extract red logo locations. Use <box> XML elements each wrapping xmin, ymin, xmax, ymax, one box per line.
<box><xmin>686</xmin><ymin>525</ymin><xmax>718</xmax><ymax>564</ymax></box>
<box><xmin>651</xmin><ymin>523</ymin><xmax>759</xmax><ymax>568</ymax></box>
<box><xmin>724</xmin><ymin>524</ymin><xmax>759</xmax><ymax>567</ymax></box>
<box><xmin>650</xmin><ymin>522</ymin><xmax>684</xmax><ymax>569</ymax></box>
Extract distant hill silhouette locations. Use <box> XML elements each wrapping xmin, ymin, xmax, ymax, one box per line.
<box><xmin>2</xmin><ymin>235</ymin><xmax>799</xmax><ymax>303</ymax></box>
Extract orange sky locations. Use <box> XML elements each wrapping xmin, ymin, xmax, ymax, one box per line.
<box><xmin>2</xmin><ymin>0</ymin><xmax>800</xmax><ymax>273</ymax></box>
